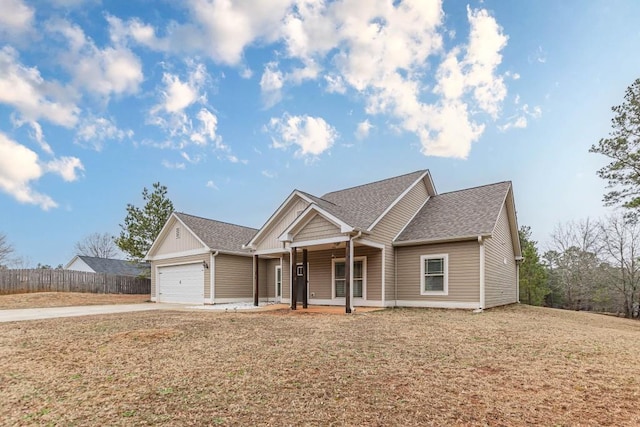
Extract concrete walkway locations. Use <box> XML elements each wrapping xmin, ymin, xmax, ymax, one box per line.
<box><xmin>0</xmin><ymin>303</ymin><xmax>178</xmax><ymax>323</ymax></box>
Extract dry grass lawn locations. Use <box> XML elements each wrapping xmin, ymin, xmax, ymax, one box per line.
<box><xmin>0</xmin><ymin>292</ymin><xmax>149</xmax><ymax>309</ymax></box>
<box><xmin>1</xmin><ymin>304</ymin><xmax>639</xmax><ymax>426</ymax></box>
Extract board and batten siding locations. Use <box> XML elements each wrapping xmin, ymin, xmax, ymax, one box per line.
<box><xmin>151</xmin><ymin>253</ymin><xmax>210</xmax><ymax>300</ymax></box>
<box><xmin>484</xmin><ymin>204</ymin><xmax>518</xmax><ymax>308</ymax></box>
<box><xmin>368</xmin><ymin>179</ymin><xmax>429</xmax><ymax>301</ymax></box>
<box><xmin>254</xmin><ymin>198</ymin><xmax>309</xmax><ymax>251</ymax></box>
<box><xmin>214</xmin><ymin>254</ymin><xmax>253</xmax><ymax>299</ymax></box>
<box><xmin>396</xmin><ymin>241</ymin><xmax>480</xmax><ymax>303</ymax></box>
<box><xmin>154</xmin><ymin>217</ymin><xmax>204</xmax><ymax>256</ymax></box>
<box><xmin>294</xmin><ymin>215</ymin><xmax>342</xmax><ymax>242</ymax></box>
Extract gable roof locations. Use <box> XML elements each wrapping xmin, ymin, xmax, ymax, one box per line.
<box><xmin>395</xmin><ymin>181</ymin><xmax>512</xmax><ymax>244</ymax></box>
<box><xmin>71</xmin><ymin>256</ymin><xmax>149</xmax><ymax>276</ymax></box>
<box><xmin>174</xmin><ymin>212</ymin><xmax>257</xmax><ymax>253</ymax></box>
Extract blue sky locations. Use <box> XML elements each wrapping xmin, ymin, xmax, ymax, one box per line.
<box><xmin>1</xmin><ymin>0</ymin><xmax>639</xmax><ymax>267</ymax></box>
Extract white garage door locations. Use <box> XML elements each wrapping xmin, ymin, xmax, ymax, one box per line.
<box><xmin>158</xmin><ymin>263</ymin><xmax>204</xmax><ymax>303</ymax></box>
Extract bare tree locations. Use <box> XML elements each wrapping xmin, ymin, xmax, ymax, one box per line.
<box><xmin>0</xmin><ymin>232</ymin><xmax>15</xmax><ymax>268</ymax></box>
<box><xmin>74</xmin><ymin>232</ymin><xmax>120</xmax><ymax>258</ymax></box>
<box><xmin>600</xmin><ymin>214</ymin><xmax>640</xmax><ymax>317</ymax></box>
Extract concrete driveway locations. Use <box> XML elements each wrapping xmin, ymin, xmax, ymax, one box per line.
<box><xmin>0</xmin><ymin>303</ymin><xmax>182</xmax><ymax>323</ymax></box>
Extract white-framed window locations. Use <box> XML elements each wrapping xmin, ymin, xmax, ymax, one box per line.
<box><xmin>420</xmin><ymin>254</ymin><xmax>448</xmax><ymax>295</ymax></box>
<box><xmin>275</xmin><ymin>265</ymin><xmax>282</xmax><ymax>298</ymax></box>
<box><xmin>332</xmin><ymin>257</ymin><xmax>366</xmax><ymax>299</ymax></box>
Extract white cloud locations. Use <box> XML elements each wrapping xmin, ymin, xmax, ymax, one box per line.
<box><xmin>11</xmin><ymin>116</ymin><xmax>54</xmax><ymax>155</ymax></box>
<box><xmin>498</xmin><ymin>103</ymin><xmax>542</xmax><ymax>132</ymax></box>
<box><xmin>259</xmin><ymin>62</ymin><xmax>284</xmax><ymax>106</ymax></box>
<box><xmin>76</xmin><ymin>116</ymin><xmax>133</xmax><ymax>151</ymax></box>
<box><xmin>156</xmin><ymin>62</ymin><xmax>207</xmax><ymax>113</ymax></box>
<box><xmin>161</xmin><ymin>160</ymin><xmax>186</xmax><ymax>170</ymax></box>
<box><xmin>261</xmin><ymin>170</ymin><xmax>276</xmax><ymax>178</ymax></box>
<box><xmin>0</xmin><ymin>46</ymin><xmax>79</xmax><ymax>127</ymax></box>
<box><xmin>206</xmin><ymin>180</ymin><xmax>218</xmax><ymax>189</ymax></box>
<box><xmin>355</xmin><ymin>120</ymin><xmax>373</xmax><ymax>140</ymax></box>
<box><xmin>47</xmin><ymin>18</ymin><xmax>143</xmax><ymax>97</ymax></box>
<box><xmin>0</xmin><ymin>132</ymin><xmax>83</xmax><ymax>210</ymax></box>
<box><xmin>0</xmin><ymin>0</ymin><xmax>34</xmax><ymax>37</ymax></box>
<box><xmin>268</xmin><ymin>114</ymin><xmax>337</xmax><ymax>157</ymax></box>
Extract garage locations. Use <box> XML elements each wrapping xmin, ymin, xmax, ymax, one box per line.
<box><xmin>157</xmin><ymin>263</ymin><xmax>204</xmax><ymax>304</ymax></box>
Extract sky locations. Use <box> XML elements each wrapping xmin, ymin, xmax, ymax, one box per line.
<box><xmin>1</xmin><ymin>0</ymin><xmax>639</xmax><ymax>267</ymax></box>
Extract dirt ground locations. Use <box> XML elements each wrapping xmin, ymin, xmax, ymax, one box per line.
<box><xmin>1</xmin><ymin>304</ymin><xmax>639</xmax><ymax>426</ymax></box>
<box><xmin>0</xmin><ymin>292</ymin><xmax>149</xmax><ymax>309</ymax></box>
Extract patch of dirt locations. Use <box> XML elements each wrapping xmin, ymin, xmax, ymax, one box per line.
<box><xmin>0</xmin><ymin>292</ymin><xmax>149</xmax><ymax>309</ymax></box>
<box><xmin>0</xmin><ymin>305</ymin><xmax>639</xmax><ymax>426</ymax></box>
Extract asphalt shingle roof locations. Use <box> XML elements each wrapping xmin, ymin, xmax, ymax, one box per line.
<box><xmin>310</xmin><ymin>170</ymin><xmax>428</xmax><ymax>230</ymax></box>
<box><xmin>77</xmin><ymin>256</ymin><xmax>149</xmax><ymax>276</ymax></box>
<box><xmin>395</xmin><ymin>181</ymin><xmax>511</xmax><ymax>243</ymax></box>
<box><xmin>175</xmin><ymin>212</ymin><xmax>257</xmax><ymax>253</ymax></box>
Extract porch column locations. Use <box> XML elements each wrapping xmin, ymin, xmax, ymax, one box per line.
<box><xmin>302</xmin><ymin>248</ymin><xmax>308</xmax><ymax>309</ymax></box>
<box><xmin>345</xmin><ymin>240</ymin><xmax>351</xmax><ymax>314</ymax></box>
<box><xmin>291</xmin><ymin>248</ymin><xmax>297</xmax><ymax>310</ymax></box>
<box><xmin>253</xmin><ymin>254</ymin><xmax>259</xmax><ymax>306</ymax></box>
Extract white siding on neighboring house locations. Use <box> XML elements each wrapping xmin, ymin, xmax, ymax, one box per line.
<box><xmin>154</xmin><ymin>217</ymin><xmax>204</xmax><ymax>256</ymax></box>
<box><xmin>484</xmin><ymin>204</ymin><xmax>518</xmax><ymax>308</ymax></box>
<box><xmin>255</xmin><ymin>198</ymin><xmax>309</xmax><ymax>251</ymax></box>
<box><xmin>65</xmin><ymin>257</ymin><xmax>95</xmax><ymax>273</ymax></box>
<box><xmin>368</xmin><ymin>179</ymin><xmax>429</xmax><ymax>302</ymax></box>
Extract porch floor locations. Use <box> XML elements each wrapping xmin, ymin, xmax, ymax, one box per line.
<box><xmin>250</xmin><ymin>304</ymin><xmax>384</xmax><ymax>315</ymax></box>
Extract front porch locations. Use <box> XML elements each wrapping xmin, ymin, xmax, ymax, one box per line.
<box><xmin>251</xmin><ymin>239</ymin><xmax>384</xmax><ymax>313</ymax></box>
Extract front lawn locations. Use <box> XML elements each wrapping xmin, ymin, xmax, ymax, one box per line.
<box><xmin>1</xmin><ymin>305</ymin><xmax>638</xmax><ymax>425</ymax></box>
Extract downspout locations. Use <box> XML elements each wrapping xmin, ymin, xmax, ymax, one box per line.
<box><xmin>349</xmin><ymin>231</ymin><xmax>362</xmax><ymax>312</ymax></box>
<box><xmin>394</xmin><ymin>246</ymin><xmax>398</xmax><ymax>308</ymax></box>
<box><xmin>211</xmin><ymin>251</ymin><xmax>219</xmax><ymax>303</ymax></box>
<box><xmin>477</xmin><ymin>236</ymin><xmax>485</xmax><ymax>312</ymax></box>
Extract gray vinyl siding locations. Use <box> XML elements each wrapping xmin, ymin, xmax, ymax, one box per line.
<box><xmin>258</xmin><ymin>258</ymin><xmax>269</xmax><ymax>298</ymax></box>
<box><xmin>264</xmin><ymin>258</ymin><xmax>279</xmax><ymax>299</ymax></box>
<box><xmin>355</xmin><ymin>246</ymin><xmax>382</xmax><ymax>301</ymax></box>
<box><xmin>368</xmin><ymin>179</ymin><xmax>429</xmax><ymax>301</ymax></box>
<box><xmin>214</xmin><ymin>254</ymin><xmax>253</xmax><ymax>299</ymax></box>
<box><xmin>396</xmin><ymin>241</ymin><xmax>480</xmax><ymax>302</ymax></box>
<box><xmin>294</xmin><ymin>215</ymin><xmax>342</xmax><ymax>242</ymax></box>
<box><xmin>484</xmin><ymin>205</ymin><xmax>518</xmax><ymax>308</ymax></box>
<box><xmin>151</xmin><ymin>253</ymin><xmax>210</xmax><ymax>299</ymax></box>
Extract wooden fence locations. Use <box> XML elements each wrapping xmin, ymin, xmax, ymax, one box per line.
<box><xmin>0</xmin><ymin>269</ymin><xmax>150</xmax><ymax>295</ymax></box>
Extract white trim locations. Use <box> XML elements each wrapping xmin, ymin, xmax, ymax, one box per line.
<box><xmin>279</xmin><ymin>204</ymin><xmax>353</xmax><ymax>241</ymax></box>
<box><xmin>356</xmin><ymin>239</ymin><xmax>385</xmax><ymax>249</ymax></box>
<box><xmin>290</xmin><ymin>235</ymin><xmax>349</xmax><ymax>248</ymax></box>
<box><xmin>210</xmin><ymin>252</ymin><xmax>216</xmax><ymax>301</ymax></box>
<box><xmin>381</xmin><ymin>245</ymin><xmax>386</xmax><ymax>306</ymax></box>
<box><xmin>394</xmin><ymin>300</ymin><xmax>480</xmax><ymax>309</ymax></box>
<box><xmin>246</xmin><ymin>190</ymin><xmax>316</xmax><ymax>248</ymax></box>
<box><xmin>420</xmin><ymin>254</ymin><xmax>448</xmax><ymax>296</ymax></box>
<box><xmin>204</xmin><ymin>298</ymin><xmax>213</xmax><ymax>304</ymax></box>
<box><xmin>332</xmin><ymin>256</ymin><xmax>366</xmax><ymax>300</ymax></box>
<box><xmin>393</xmin><ymin>235</ymin><xmax>489</xmax><ymax>247</ymax></box>
<box><xmin>367</xmin><ymin>171</ymin><xmax>429</xmax><ymax>231</ymax></box>
<box><xmin>308</xmin><ymin>298</ymin><xmax>384</xmax><ymax>307</ymax></box>
<box><xmin>254</xmin><ymin>247</ymin><xmax>288</xmax><ymax>256</ymax></box>
<box><xmin>479</xmin><ymin>237</ymin><xmax>486</xmax><ymax>310</ymax></box>
<box><xmin>275</xmin><ymin>261</ymin><xmax>283</xmax><ymax>303</ymax></box>
<box><xmin>392</xmin><ymin>196</ymin><xmax>430</xmax><ymax>241</ymax></box>
<box><xmin>147</xmin><ymin>247</ymin><xmax>210</xmax><ymax>261</ymax></box>
<box><xmin>156</xmin><ymin>261</ymin><xmax>205</xmax><ymax>304</ymax></box>
<box><xmin>213</xmin><ymin>298</ymin><xmax>254</xmax><ymax>304</ymax></box>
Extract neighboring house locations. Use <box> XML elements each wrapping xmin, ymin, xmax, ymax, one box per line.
<box><xmin>65</xmin><ymin>255</ymin><xmax>150</xmax><ymax>277</ymax></box>
<box><xmin>145</xmin><ymin>212</ymin><xmax>258</xmax><ymax>304</ymax></box>
<box><xmin>146</xmin><ymin>170</ymin><xmax>522</xmax><ymax>311</ymax></box>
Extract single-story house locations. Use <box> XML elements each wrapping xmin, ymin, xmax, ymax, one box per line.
<box><xmin>146</xmin><ymin>170</ymin><xmax>521</xmax><ymax>311</ymax></box>
<box><xmin>64</xmin><ymin>255</ymin><xmax>150</xmax><ymax>277</ymax></box>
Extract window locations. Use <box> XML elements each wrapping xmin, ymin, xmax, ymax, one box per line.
<box><xmin>333</xmin><ymin>257</ymin><xmax>366</xmax><ymax>298</ymax></box>
<box><xmin>175</xmin><ymin>227</ymin><xmax>181</xmax><ymax>239</ymax></box>
<box><xmin>275</xmin><ymin>266</ymin><xmax>282</xmax><ymax>298</ymax></box>
<box><xmin>420</xmin><ymin>254</ymin><xmax>448</xmax><ymax>295</ymax></box>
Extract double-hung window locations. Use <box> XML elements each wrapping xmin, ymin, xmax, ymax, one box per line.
<box><xmin>333</xmin><ymin>257</ymin><xmax>365</xmax><ymax>298</ymax></box>
<box><xmin>420</xmin><ymin>254</ymin><xmax>448</xmax><ymax>295</ymax></box>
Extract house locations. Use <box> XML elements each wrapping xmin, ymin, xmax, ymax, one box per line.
<box><xmin>64</xmin><ymin>255</ymin><xmax>150</xmax><ymax>277</ymax></box>
<box><xmin>145</xmin><ymin>212</ymin><xmax>258</xmax><ymax>304</ymax></box>
<box><xmin>146</xmin><ymin>170</ymin><xmax>522</xmax><ymax>311</ymax></box>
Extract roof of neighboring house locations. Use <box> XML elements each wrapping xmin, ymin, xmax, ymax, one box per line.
<box><xmin>175</xmin><ymin>212</ymin><xmax>258</xmax><ymax>253</ymax></box>
<box><xmin>298</xmin><ymin>170</ymin><xmax>429</xmax><ymax>230</ymax></box>
<box><xmin>395</xmin><ymin>181</ymin><xmax>512</xmax><ymax>243</ymax></box>
<box><xmin>73</xmin><ymin>256</ymin><xmax>149</xmax><ymax>276</ymax></box>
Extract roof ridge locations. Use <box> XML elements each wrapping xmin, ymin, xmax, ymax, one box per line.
<box><xmin>297</xmin><ymin>190</ymin><xmax>337</xmax><ymax>206</ymax></box>
<box><xmin>322</xmin><ymin>169</ymin><xmax>427</xmax><ymax>196</ymax></box>
<box><xmin>436</xmin><ymin>181</ymin><xmax>511</xmax><ymax>196</ymax></box>
<box><xmin>176</xmin><ymin>211</ymin><xmax>258</xmax><ymax>231</ymax></box>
